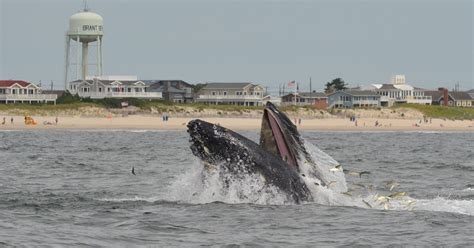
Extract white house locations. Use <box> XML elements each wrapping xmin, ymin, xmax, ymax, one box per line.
<box><xmin>357</xmin><ymin>75</ymin><xmax>431</xmax><ymax>107</ymax></box>
<box><xmin>69</xmin><ymin>76</ymin><xmax>162</xmax><ymax>99</ymax></box>
<box><xmin>195</xmin><ymin>82</ymin><xmax>265</xmax><ymax>106</ymax></box>
<box><xmin>328</xmin><ymin>90</ymin><xmax>381</xmax><ymax>108</ymax></box>
<box><xmin>0</xmin><ymin>80</ymin><xmax>57</xmax><ymax>104</ymax></box>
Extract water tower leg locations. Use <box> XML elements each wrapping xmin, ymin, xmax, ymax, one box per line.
<box><xmin>99</xmin><ymin>37</ymin><xmax>103</xmax><ymax>76</ymax></box>
<box><xmin>97</xmin><ymin>36</ymin><xmax>101</xmax><ymax>76</ymax></box>
<box><xmin>64</xmin><ymin>36</ymin><xmax>70</xmax><ymax>91</ymax></box>
<box><xmin>76</xmin><ymin>36</ymin><xmax>80</xmax><ymax>81</ymax></box>
<box><xmin>82</xmin><ymin>42</ymin><xmax>88</xmax><ymax>80</ymax></box>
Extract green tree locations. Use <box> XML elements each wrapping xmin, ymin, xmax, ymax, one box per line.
<box><xmin>324</xmin><ymin>78</ymin><xmax>347</xmax><ymax>94</ymax></box>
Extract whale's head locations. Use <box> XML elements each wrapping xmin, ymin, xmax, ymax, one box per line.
<box><xmin>187</xmin><ymin>119</ymin><xmax>259</xmax><ymax>173</ymax></box>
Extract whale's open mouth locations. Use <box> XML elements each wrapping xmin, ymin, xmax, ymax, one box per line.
<box><xmin>260</xmin><ymin>102</ymin><xmax>299</xmax><ymax>170</ymax></box>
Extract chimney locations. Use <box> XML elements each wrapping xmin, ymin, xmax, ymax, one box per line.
<box><xmin>438</xmin><ymin>88</ymin><xmax>449</xmax><ymax>106</ymax></box>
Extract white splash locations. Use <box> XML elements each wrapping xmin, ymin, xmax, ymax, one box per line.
<box><xmin>299</xmin><ymin>140</ymin><xmax>348</xmax><ymax>193</ymax></box>
<box><xmin>166</xmin><ymin>139</ymin><xmax>474</xmax><ymax>216</ymax></box>
<box><xmin>166</xmin><ymin>160</ymin><xmax>289</xmax><ymax>205</ymax></box>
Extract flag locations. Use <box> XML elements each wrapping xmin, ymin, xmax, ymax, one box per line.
<box><xmin>287</xmin><ymin>80</ymin><xmax>295</xmax><ymax>88</ymax></box>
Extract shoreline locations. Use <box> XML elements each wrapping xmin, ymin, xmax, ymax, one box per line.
<box><xmin>0</xmin><ymin>115</ymin><xmax>473</xmax><ymax>131</ymax></box>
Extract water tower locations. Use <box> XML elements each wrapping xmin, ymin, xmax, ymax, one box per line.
<box><xmin>64</xmin><ymin>6</ymin><xmax>103</xmax><ymax>91</ymax></box>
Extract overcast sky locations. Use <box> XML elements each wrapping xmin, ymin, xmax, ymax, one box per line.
<box><xmin>1</xmin><ymin>0</ymin><xmax>473</xmax><ymax>92</ymax></box>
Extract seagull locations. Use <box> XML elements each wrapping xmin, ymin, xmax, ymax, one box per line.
<box><xmin>131</xmin><ymin>167</ymin><xmax>136</xmax><ymax>175</ymax></box>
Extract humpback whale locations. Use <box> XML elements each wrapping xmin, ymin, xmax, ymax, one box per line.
<box><xmin>186</xmin><ymin>102</ymin><xmax>347</xmax><ymax>203</ymax></box>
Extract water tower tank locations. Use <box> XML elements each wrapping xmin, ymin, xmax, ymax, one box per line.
<box><xmin>68</xmin><ymin>11</ymin><xmax>103</xmax><ymax>42</ymax></box>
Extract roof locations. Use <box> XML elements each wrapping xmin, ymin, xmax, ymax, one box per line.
<box><xmin>330</xmin><ymin>90</ymin><xmax>380</xmax><ymax>97</ymax></box>
<box><xmin>423</xmin><ymin>91</ymin><xmax>443</xmax><ymax>101</ymax></box>
<box><xmin>393</xmin><ymin>84</ymin><xmax>414</xmax><ymax>90</ymax></box>
<box><xmin>72</xmin><ymin>79</ymin><xmax>146</xmax><ymax>86</ymax></box>
<box><xmin>203</xmin><ymin>82</ymin><xmax>254</xmax><ymax>89</ymax></box>
<box><xmin>0</xmin><ymin>80</ymin><xmax>32</xmax><ymax>87</ymax></box>
<box><xmin>448</xmin><ymin>92</ymin><xmax>473</xmax><ymax>100</ymax></box>
<box><xmin>144</xmin><ymin>80</ymin><xmax>193</xmax><ymax>88</ymax></box>
<box><xmin>378</xmin><ymin>84</ymin><xmax>398</xmax><ymax>90</ymax></box>
<box><xmin>467</xmin><ymin>89</ymin><xmax>474</xmax><ymax>93</ymax></box>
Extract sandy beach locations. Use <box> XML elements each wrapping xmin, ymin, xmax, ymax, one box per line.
<box><xmin>0</xmin><ymin>115</ymin><xmax>473</xmax><ymax>131</ymax></box>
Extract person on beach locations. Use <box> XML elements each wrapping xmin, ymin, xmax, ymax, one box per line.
<box><xmin>55</xmin><ymin>117</ymin><xmax>58</xmax><ymax>125</ymax></box>
<box><xmin>2</xmin><ymin>117</ymin><xmax>5</xmax><ymax>125</ymax></box>
<box><xmin>10</xmin><ymin>117</ymin><xmax>13</xmax><ymax>124</ymax></box>
<box><xmin>298</xmin><ymin>118</ymin><xmax>302</xmax><ymax>126</ymax></box>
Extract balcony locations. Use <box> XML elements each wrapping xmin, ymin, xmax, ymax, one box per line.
<box><xmin>0</xmin><ymin>94</ymin><xmax>57</xmax><ymax>101</ymax></box>
<box><xmin>197</xmin><ymin>94</ymin><xmax>263</xmax><ymax>101</ymax></box>
<box><xmin>78</xmin><ymin>92</ymin><xmax>163</xmax><ymax>99</ymax></box>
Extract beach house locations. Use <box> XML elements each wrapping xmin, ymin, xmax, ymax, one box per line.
<box><xmin>69</xmin><ymin>76</ymin><xmax>162</xmax><ymax>99</ymax></box>
<box><xmin>357</xmin><ymin>75</ymin><xmax>431</xmax><ymax>107</ymax></box>
<box><xmin>0</xmin><ymin>80</ymin><xmax>57</xmax><ymax>104</ymax></box>
<box><xmin>439</xmin><ymin>92</ymin><xmax>473</xmax><ymax>108</ymax></box>
<box><xmin>195</xmin><ymin>82</ymin><xmax>265</xmax><ymax>106</ymax></box>
<box><xmin>424</xmin><ymin>88</ymin><xmax>473</xmax><ymax>107</ymax></box>
<box><xmin>328</xmin><ymin>90</ymin><xmax>381</xmax><ymax>108</ymax></box>
<box><xmin>281</xmin><ymin>92</ymin><xmax>328</xmax><ymax>109</ymax></box>
<box><xmin>145</xmin><ymin>80</ymin><xmax>193</xmax><ymax>103</ymax></box>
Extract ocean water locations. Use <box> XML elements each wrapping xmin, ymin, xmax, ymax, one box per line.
<box><xmin>0</xmin><ymin>129</ymin><xmax>473</xmax><ymax>247</ymax></box>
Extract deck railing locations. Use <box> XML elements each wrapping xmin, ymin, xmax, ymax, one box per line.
<box><xmin>0</xmin><ymin>94</ymin><xmax>57</xmax><ymax>101</ymax></box>
<box><xmin>78</xmin><ymin>92</ymin><xmax>163</xmax><ymax>99</ymax></box>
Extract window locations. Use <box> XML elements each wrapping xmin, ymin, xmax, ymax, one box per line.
<box><xmin>212</xmin><ymin>91</ymin><xmax>216</xmax><ymax>96</ymax></box>
<box><xmin>223</xmin><ymin>91</ymin><xmax>227</xmax><ymax>96</ymax></box>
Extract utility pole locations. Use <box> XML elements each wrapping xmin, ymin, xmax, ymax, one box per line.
<box><xmin>310</xmin><ymin>77</ymin><xmax>312</xmax><ymax>95</ymax></box>
<box><xmin>50</xmin><ymin>80</ymin><xmax>54</xmax><ymax>91</ymax></box>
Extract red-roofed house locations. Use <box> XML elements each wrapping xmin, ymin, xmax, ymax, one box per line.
<box><xmin>0</xmin><ymin>80</ymin><xmax>57</xmax><ymax>104</ymax></box>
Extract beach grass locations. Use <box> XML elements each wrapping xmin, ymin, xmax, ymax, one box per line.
<box><xmin>394</xmin><ymin>104</ymin><xmax>474</xmax><ymax>120</ymax></box>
